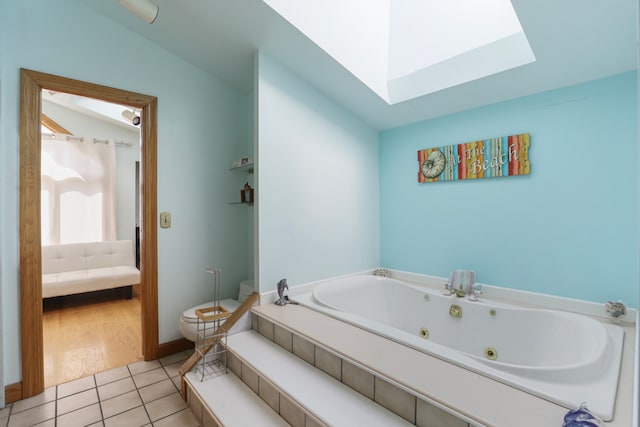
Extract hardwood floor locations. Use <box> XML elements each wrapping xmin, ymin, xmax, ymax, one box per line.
<box><xmin>43</xmin><ymin>286</ymin><xmax>143</xmax><ymax>388</ymax></box>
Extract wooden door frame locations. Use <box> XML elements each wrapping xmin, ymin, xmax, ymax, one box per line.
<box><xmin>19</xmin><ymin>68</ymin><xmax>159</xmax><ymax>398</ymax></box>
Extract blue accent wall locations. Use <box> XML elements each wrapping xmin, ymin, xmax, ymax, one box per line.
<box><xmin>380</xmin><ymin>72</ymin><xmax>638</xmax><ymax>307</ymax></box>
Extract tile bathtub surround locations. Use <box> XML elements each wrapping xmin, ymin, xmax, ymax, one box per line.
<box><xmin>221</xmin><ymin>348</ymin><xmax>328</xmax><ymax>427</ymax></box>
<box><xmin>314</xmin><ymin>346</ymin><xmax>342</xmax><ymax>381</ymax></box>
<box><xmin>252</xmin><ymin>313</ymin><xmax>470</xmax><ymax>427</ymax></box>
<box><xmin>374</xmin><ymin>377</ymin><xmax>417</xmax><ymax>424</ymax></box>
<box><xmin>258</xmin><ymin>315</ymin><xmax>275</xmax><ymax>340</ymax></box>
<box><xmin>2</xmin><ymin>351</ymin><xmax>199</xmax><ymax>427</ymax></box>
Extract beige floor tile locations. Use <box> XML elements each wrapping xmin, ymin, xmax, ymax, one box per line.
<box><xmin>11</xmin><ymin>386</ymin><xmax>56</xmax><ymax>413</ymax></box>
<box><xmin>152</xmin><ymin>408</ymin><xmax>199</xmax><ymax>427</ymax></box>
<box><xmin>57</xmin><ymin>375</ymin><xmax>96</xmax><ymax>398</ymax></box>
<box><xmin>8</xmin><ymin>401</ymin><xmax>55</xmax><ymax>427</ymax></box>
<box><xmin>160</xmin><ymin>351</ymin><xmax>190</xmax><ymax>366</ymax></box>
<box><xmin>100</xmin><ymin>390</ymin><xmax>143</xmax><ymax>419</ymax></box>
<box><xmin>56</xmin><ymin>403</ymin><xmax>102</xmax><ymax>427</ymax></box>
<box><xmin>104</xmin><ymin>406</ymin><xmax>150</xmax><ymax>427</ymax></box>
<box><xmin>144</xmin><ymin>392</ymin><xmax>188</xmax><ymax>422</ymax></box>
<box><xmin>162</xmin><ymin>360</ymin><xmax>183</xmax><ymax>378</ymax></box>
<box><xmin>171</xmin><ymin>375</ymin><xmax>182</xmax><ymax>389</ymax></box>
<box><xmin>128</xmin><ymin>359</ymin><xmax>161</xmax><ymax>375</ymax></box>
<box><xmin>95</xmin><ymin>366</ymin><xmax>130</xmax><ymax>386</ymax></box>
<box><xmin>33</xmin><ymin>420</ymin><xmax>56</xmax><ymax>426</ymax></box>
<box><xmin>133</xmin><ymin>367</ymin><xmax>170</xmax><ymax>388</ymax></box>
<box><xmin>0</xmin><ymin>406</ymin><xmax>10</xmax><ymax>419</ymax></box>
<box><xmin>138</xmin><ymin>379</ymin><xmax>178</xmax><ymax>404</ymax></box>
<box><xmin>98</xmin><ymin>376</ymin><xmax>136</xmax><ymax>401</ymax></box>
<box><xmin>57</xmin><ymin>388</ymin><xmax>99</xmax><ymax>416</ymax></box>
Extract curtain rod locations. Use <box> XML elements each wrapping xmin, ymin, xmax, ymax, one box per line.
<box><xmin>42</xmin><ymin>132</ymin><xmax>135</xmax><ymax>148</ymax></box>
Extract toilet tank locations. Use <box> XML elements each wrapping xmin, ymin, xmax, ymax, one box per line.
<box><xmin>238</xmin><ymin>280</ymin><xmax>254</xmax><ymax>302</ymax></box>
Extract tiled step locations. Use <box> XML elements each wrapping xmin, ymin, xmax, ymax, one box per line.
<box><xmin>226</xmin><ymin>329</ymin><xmax>413</xmax><ymax>426</ymax></box>
<box><xmin>250</xmin><ymin>307</ymin><xmax>473</xmax><ymax>427</ymax></box>
<box><xmin>185</xmin><ymin>369</ymin><xmax>289</xmax><ymax>426</ymax></box>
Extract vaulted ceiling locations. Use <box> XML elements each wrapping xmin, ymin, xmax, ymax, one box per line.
<box><xmin>84</xmin><ymin>0</ymin><xmax>637</xmax><ymax>130</ymax></box>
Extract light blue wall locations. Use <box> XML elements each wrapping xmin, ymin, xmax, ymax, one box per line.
<box><xmin>256</xmin><ymin>52</ymin><xmax>380</xmax><ymax>292</ymax></box>
<box><xmin>380</xmin><ymin>72</ymin><xmax>638</xmax><ymax>307</ymax></box>
<box><xmin>0</xmin><ymin>0</ymin><xmax>250</xmax><ymax>385</ymax></box>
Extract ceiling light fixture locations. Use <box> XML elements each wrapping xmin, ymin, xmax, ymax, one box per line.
<box><xmin>122</xmin><ymin>109</ymin><xmax>141</xmax><ymax>126</ymax></box>
<box><xmin>117</xmin><ymin>0</ymin><xmax>159</xmax><ymax>24</ymax></box>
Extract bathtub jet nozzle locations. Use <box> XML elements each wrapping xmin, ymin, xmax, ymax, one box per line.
<box><xmin>449</xmin><ymin>304</ymin><xmax>462</xmax><ymax>318</ymax></box>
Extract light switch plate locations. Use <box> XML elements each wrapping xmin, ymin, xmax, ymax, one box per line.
<box><xmin>160</xmin><ymin>211</ymin><xmax>171</xmax><ymax>228</ymax></box>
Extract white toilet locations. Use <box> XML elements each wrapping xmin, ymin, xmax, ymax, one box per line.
<box><xmin>179</xmin><ymin>280</ymin><xmax>254</xmax><ymax>342</ymax></box>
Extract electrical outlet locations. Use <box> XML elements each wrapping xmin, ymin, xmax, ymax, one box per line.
<box><xmin>160</xmin><ymin>211</ymin><xmax>171</xmax><ymax>228</ymax></box>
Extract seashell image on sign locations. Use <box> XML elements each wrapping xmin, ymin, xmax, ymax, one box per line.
<box><xmin>418</xmin><ymin>133</ymin><xmax>530</xmax><ymax>182</ymax></box>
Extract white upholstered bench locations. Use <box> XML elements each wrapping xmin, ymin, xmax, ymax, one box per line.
<box><xmin>41</xmin><ymin>240</ymin><xmax>140</xmax><ymax>299</ymax></box>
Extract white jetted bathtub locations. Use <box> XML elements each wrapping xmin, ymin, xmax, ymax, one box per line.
<box><xmin>295</xmin><ymin>275</ymin><xmax>624</xmax><ymax>420</ymax></box>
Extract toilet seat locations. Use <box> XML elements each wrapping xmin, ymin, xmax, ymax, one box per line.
<box><xmin>180</xmin><ymin>299</ymin><xmax>241</xmax><ymax>324</ymax></box>
<box><xmin>179</xmin><ymin>298</ymin><xmax>252</xmax><ymax>342</ymax></box>
<box><xmin>179</xmin><ymin>280</ymin><xmax>255</xmax><ymax>342</ymax></box>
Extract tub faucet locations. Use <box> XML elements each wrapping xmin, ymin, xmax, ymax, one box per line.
<box><xmin>373</xmin><ymin>268</ymin><xmax>390</xmax><ymax>278</ymax></box>
<box><xmin>605</xmin><ymin>301</ymin><xmax>626</xmax><ymax>323</ymax></box>
<box><xmin>468</xmin><ymin>284</ymin><xmax>483</xmax><ymax>301</ymax></box>
<box><xmin>446</xmin><ymin>270</ymin><xmax>476</xmax><ymax>298</ymax></box>
<box><xmin>443</xmin><ymin>282</ymin><xmax>466</xmax><ymax>297</ymax></box>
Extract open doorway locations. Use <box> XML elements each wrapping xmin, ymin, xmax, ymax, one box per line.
<box><xmin>19</xmin><ymin>69</ymin><xmax>159</xmax><ymax>399</ymax></box>
<box><xmin>40</xmin><ymin>92</ymin><xmax>143</xmax><ymax>387</ymax></box>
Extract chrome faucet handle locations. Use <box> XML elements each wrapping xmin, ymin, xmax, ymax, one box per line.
<box><xmin>443</xmin><ymin>282</ymin><xmax>453</xmax><ymax>296</ymax></box>
<box><xmin>605</xmin><ymin>301</ymin><xmax>626</xmax><ymax>323</ymax></box>
<box><xmin>468</xmin><ymin>283</ymin><xmax>482</xmax><ymax>301</ymax></box>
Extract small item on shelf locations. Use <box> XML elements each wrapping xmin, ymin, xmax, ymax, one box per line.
<box><xmin>241</xmin><ymin>182</ymin><xmax>254</xmax><ymax>203</ymax></box>
<box><xmin>231</xmin><ymin>157</ymin><xmax>253</xmax><ymax>169</ymax></box>
<box><xmin>274</xmin><ymin>278</ymin><xmax>299</xmax><ymax>306</ymax></box>
<box><xmin>562</xmin><ymin>403</ymin><xmax>602</xmax><ymax>427</ymax></box>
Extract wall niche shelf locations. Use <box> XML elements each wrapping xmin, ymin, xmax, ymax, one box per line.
<box><xmin>230</xmin><ymin>160</ymin><xmax>255</xmax><ymax>205</ymax></box>
<box><xmin>230</xmin><ymin>162</ymin><xmax>254</xmax><ymax>174</ymax></box>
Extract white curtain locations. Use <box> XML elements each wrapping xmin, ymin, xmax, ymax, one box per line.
<box><xmin>41</xmin><ymin>134</ymin><xmax>117</xmax><ymax>245</ymax></box>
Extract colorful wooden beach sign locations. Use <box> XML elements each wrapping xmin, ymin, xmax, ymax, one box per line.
<box><xmin>418</xmin><ymin>133</ymin><xmax>530</xmax><ymax>183</ymax></box>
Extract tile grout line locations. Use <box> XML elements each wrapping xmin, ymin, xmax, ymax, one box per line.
<box><xmin>92</xmin><ymin>374</ymin><xmax>105</xmax><ymax>426</ymax></box>
<box><xmin>128</xmin><ymin>364</ymin><xmax>153</xmax><ymax>426</ymax></box>
<box><xmin>5</xmin><ymin>353</ymin><xmax>193</xmax><ymax>427</ymax></box>
<box><xmin>54</xmin><ymin>383</ymin><xmax>58</xmax><ymax>427</ymax></box>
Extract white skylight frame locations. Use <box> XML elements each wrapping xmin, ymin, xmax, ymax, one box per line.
<box><xmin>261</xmin><ymin>0</ymin><xmax>535</xmax><ymax>104</ymax></box>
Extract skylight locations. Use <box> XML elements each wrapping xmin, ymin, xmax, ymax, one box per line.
<box><xmin>262</xmin><ymin>0</ymin><xmax>535</xmax><ymax>104</ymax></box>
